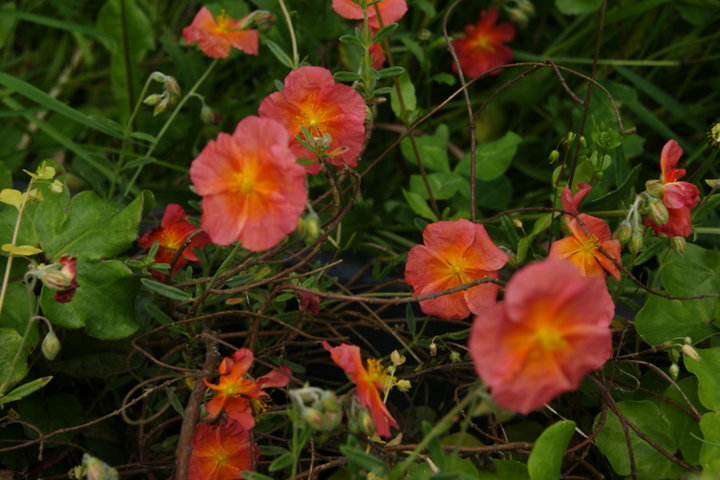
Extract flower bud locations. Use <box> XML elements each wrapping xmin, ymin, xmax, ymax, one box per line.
<box><xmin>149</xmin><ymin>71</ymin><xmax>166</xmax><ymax>83</ymax></box>
<box><xmin>517</xmin><ymin>0</ymin><xmax>535</xmax><ymax>16</ymax></box>
<box><xmin>303</xmin><ymin>216</ymin><xmax>321</xmax><ymax>244</ymax></box>
<box><xmin>505</xmin><ymin>7</ymin><xmax>528</xmax><ymax>28</ymax></box>
<box><xmin>648</xmin><ymin>197</ymin><xmax>669</xmax><ymax>226</ymax></box>
<box><xmin>358</xmin><ymin>409</ymin><xmax>375</xmax><ymax>435</ymax></box>
<box><xmin>390</xmin><ymin>350</ymin><xmax>406</xmax><ymax>366</ymax></box>
<box><xmin>705</xmin><ymin>178</ymin><xmax>720</xmax><ymax>189</ymax></box>
<box><xmin>163</xmin><ymin>76</ymin><xmax>181</xmax><ymax>98</ymax></box>
<box><xmin>321</xmin><ymin>391</ymin><xmax>340</xmax><ymax>412</ymax></box>
<box><xmin>548</xmin><ymin>149</ymin><xmax>560</xmax><ymax>164</ymax></box>
<box><xmin>671</xmin><ymin>236</ymin><xmax>685</xmax><ymax>256</ymax></box>
<box><xmin>41</xmin><ymin>329</ymin><xmax>61</xmax><ymax>360</ymax></box>
<box><xmin>302</xmin><ymin>408</ymin><xmax>325</xmax><ymax>428</ymax></box>
<box><xmin>707</xmin><ymin>121</ymin><xmax>720</xmax><ymax>148</ymax></box>
<box><xmin>143</xmin><ymin>93</ymin><xmax>163</xmax><ymax>106</ymax></box>
<box><xmin>645</xmin><ymin>179</ymin><xmax>663</xmax><ymax>197</ymax></box>
<box><xmin>153</xmin><ymin>97</ymin><xmax>170</xmax><ymax>116</ymax></box>
<box><xmin>614</xmin><ymin>220</ymin><xmax>633</xmax><ymax>245</ymax></box>
<box><xmin>200</xmin><ymin>105</ymin><xmax>219</xmax><ymax>125</ymax></box>
<box><xmin>681</xmin><ymin>343</ymin><xmax>701</xmax><ymax>362</ymax></box>
<box><xmin>668</xmin><ymin>362</ymin><xmax>679</xmax><ymax>381</ymax></box>
<box><xmin>579</xmin><ymin>135</ymin><xmax>587</xmax><ymax>147</ymax></box>
<box><xmin>450</xmin><ymin>351</ymin><xmax>462</xmax><ymax>363</ymax></box>
<box><xmin>395</xmin><ymin>379</ymin><xmax>412</xmax><ymax>392</ymax></box>
<box><xmin>629</xmin><ymin>229</ymin><xmax>644</xmax><ymax>255</ymax></box>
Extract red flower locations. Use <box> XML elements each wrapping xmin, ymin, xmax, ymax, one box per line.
<box><xmin>451</xmin><ymin>10</ymin><xmax>515</xmax><ymax>78</ymax></box>
<box><xmin>53</xmin><ymin>256</ymin><xmax>79</xmax><ymax>303</ymax></box>
<box><xmin>561</xmin><ymin>182</ymin><xmax>592</xmax><ymax>216</ymax></box>
<box><xmin>137</xmin><ymin>204</ymin><xmax>210</xmax><ymax>280</ymax></box>
<box><xmin>404</xmin><ymin>219</ymin><xmax>508</xmax><ymax>320</ymax></box>
<box><xmin>183</xmin><ymin>7</ymin><xmax>258</xmax><ymax>58</ymax></box>
<box><xmin>644</xmin><ymin>139</ymin><xmax>700</xmax><ymax>237</ymax></box>
<box><xmin>549</xmin><ymin>214</ymin><xmax>622</xmax><ymax>280</ymax></box>
<box><xmin>332</xmin><ymin>0</ymin><xmax>408</xmax><ymax>29</ymax></box>
<box><xmin>204</xmin><ymin>349</ymin><xmax>290</xmax><ymax>430</ymax></box>
<box><xmin>258</xmin><ymin>66</ymin><xmax>366</xmax><ymax>174</ymax></box>
<box><xmin>322</xmin><ymin>342</ymin><xmax>398</xmax><ymax>438</ymax></box>
<box><xmin>469</xmin><ymin>259</ymin><xmax>614</xmax><ymax>414</ymax></box>
<box><xmin>189</xmin><ymin>419</ymin><xmax>253</xmax><ymax>480</ymax></box>
<box><xmin>190</xmin><ymin>116</ymin><xmax>308</xmax><ymax>251</ymax></box>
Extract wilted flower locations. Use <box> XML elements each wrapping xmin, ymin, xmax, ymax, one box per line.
<box><xmin>469</xmin><ymin>259</ymin><xmax>614</xmax><ymax>414</ymax></box>
<box><xmin>644</xmin><ymin>139</ymin><xmax>700</xmax><ymax>238</ymax></box>
<box><xmin>322</xmin><ymin>342</ymin><xmax>399</xmax><ymax>438</ymax></box>
<box><xmin>259</xmin><ymin>66</ymin><xmax>366</xmax><ymax>174</ymax></box>
<box><xmin>404</xmin><ymin>219</ymin><xmax>508</xmax><ymax>320</ymax></box>
<box><xmin>204</xmin><ymin>348</ymin><xmax>291</xmax><ymax>430</ymax></box>
<box><xmin>137</xmin><ymin>204</ymin><xmax>211</xmax><ymax>280</ymax></box>
<box><xmin>451</xmin><ymin>10</ymin><xmax>515</xmax><ymax>78</ymax></box>
<box><xmin>332</xmin><ymin>0</ymin><xmax>408</xmax><ymax>28</ymax></box>
<box><xmin>189</xmin><ymin>419</ymin><xmax>253</xmax><ymax>480</ymax></box>
<box><xmin>190</xmin><ymin>116</ymin><xmax>308</xmax><ymax>251</ymax></box>
<box><xmin>183</xmin><ymin>7</ymin><xmax>259</xmax><ymax>58</ymax></box>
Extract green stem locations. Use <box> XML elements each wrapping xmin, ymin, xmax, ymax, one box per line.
<box><xmin>278</xmin><ymin>0</ymin><xmax>299</xmax><ymax>68</ymax></box>
<box><xmin>695</xmin><ymin>227</ymin><xmax>720</xmax><ymax>235</ymax></box>
<box><xmin>389</xmin><ymin>388</ymin><xmax>477</xmax><ymax>480</ymax></box>
<box><xmin>122</xmin><ymin>59</ymin><xmax>219</xmax><ymax>198</ymax></box>
<box><xmin>0</xmin><ymin>179</ymin><xmax>36</xmax><ymax>320</ymax></box>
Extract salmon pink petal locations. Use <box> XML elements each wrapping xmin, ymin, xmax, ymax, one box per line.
<box><xmin>561</xmin><ymin>183</ymin><xmax>592</xmax><ymax>215</ymax></box>
<box><xmin>470</xmin><ymin>259</ymin><xmax>614</xmax><ymax>414</ymax></box>
<box><xmin>660</xmin><ymin>139</ymin><xmax>684</xmax><ymax>183</ymax></box>
<box><xmin>568</xmin><ymin>214</ymin><xmax>612</xmax><ymax>242</ymax></box>
<box><xmin>223</xmin><ymin>398</ymin><xmax>256</xmax><ymax>430</ymax></box>
<box><xmin>183</xmin><ymin>7</ymin><xmax>258</xmax><ymax>59</ymax></box>
<box><xmin>227</xmin><ymin>29</ymin><xmax>259</xmax><ymax>55</ymax></box>
<box><xmin>465</xmin><ymin>274</ymin><xmax>502</xmax><ymax>314</ymax></box>
<box><xmin>645</xmin><ymin>207</ymin><xmax>693</xmax><ymax>238</ymax></box>
<box><xmin>595</xmin><ymin>239</ymin><xmax>622</xmax><ymax>281</ymax></box>
<box><xmin>662</xmin><ymin>181</ymin><xmax>700</xmax><ymax>209</ymax></box>
<box><xmin>332</xmin><ymin>0</ymin><xmax>407</xmax><ymax>28</ymax></box>
<box><xmin>322</xmin><ymin>342</ymin><xmax>363</xmax><ymax>379</ymax></box>
<box><xmin>230</xmin><ymin>349</ymin><xmax>255</xmax><ymax>375</ymax></box>
<box><xmin>189</xmin><ymin>419</ymin><xmax>252</xmax><ymax>480</ymax></box>
<box><xmin>257</xmin><ymin>365</ymin><xmax>292</xmax><ymax>389</ymax></box>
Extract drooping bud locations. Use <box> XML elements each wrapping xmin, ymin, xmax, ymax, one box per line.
<box><xmin>143</xmin><ymin>93</ymin><xmax>163</xmax><ymax>106</ymax></box>
<box><xmin>668</xmin><ymin>362</ymin><xmax>679</xmax><ymax>381</ymax></box>
<box><xmin>163</xmin><ymin>75</ymin><xmax>181</xmax><ymax>99</ymax></box>
<box><xmin>629</xmin><ymin>228</ymin><xmax>644</xmax><ymax>255</ymax></box>
<box><xmin>505</xmin><ymin>7</ymin><xmax>528</xmax><ymax>28</ymax></box>
<box><xmin>200</xmin><ymin>105</ymin><xmax>219</xmax><ymax>125</ymax></box>
<box><xmin>648</xmin><ymin>197</ymin><xmax>669</xmax><ymax>226</ymax></box>
<box><xmin>548</xmin><ymin>149</ymin><xmax>560</xmax><ymax>164</ymax></box>
<box><xmin>302</xmin><ymin>408</ymin><xmax>325</xmax><ymax>428</ymax></box>
<box><xmin>614</xmin><ymin>220</ymin><xmax>633</xmax><ymax>245</ymax></box>
<box><xmin>671</xmin><ymin>236</ymin><xmax>686</xmax><ymax>256</ymax></box>
<box><xmin>41</xmin><ymin>329</ymin><xmax>61</xmax><ymax>360</ymax></box>
<box><xmin>681</xmin><ymin>343</ymin><xmax>701</xmax><ymax>362</ymax></box>
<box><xmin>705</xmin><ymin>178</ymin><xmax>720</xmax><ymax>189</ymax></box>
<box><xmin>645</xmin><ymin>179</ymin><xmax>663</xmax><ymax>197</ymax></box>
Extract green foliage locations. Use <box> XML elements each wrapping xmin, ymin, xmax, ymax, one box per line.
<box><xmin>527</xmin><ymin>420</ymin><xmax>575</xmax><ymax>480</ymax></box>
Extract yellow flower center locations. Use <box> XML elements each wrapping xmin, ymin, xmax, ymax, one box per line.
<box><xmin>472</xmin><ymin>34</ymin><xmax>495</xmax><ymax>53</ymax></box>
<box><xmin>535</xmin><ymin>327</ymin><xmax>568</xmax><ymax>352</ymax></box>
<box><xmin>577</xmin><ymin>236</ymin><xmax>599</xmax><ymax>254</ymax></box>
<box><xmin>366</xmin><ymin>358</ymin><xmax>392</xmax><ymax>388</ymax></box>
<box><xmin>213</xmin><ymin>12</ymin><xmax>233</xmax><ymax>34</ymax></box>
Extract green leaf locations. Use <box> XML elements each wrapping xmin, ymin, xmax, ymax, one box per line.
<box><xmin>18</xmin><ymin>392</ymin><xmax>85</xmax><ymax>442</ymax></box>
<box><xmin>333</xmin><ymin>71</ymin><xmax>362</xmax><ymax>82</ymax></box>
<box><xmin>410</xmin><ymin>172</ymin><xmax>468</xmax><ymax>200</ymax></box>
<box><xmin>0</xmin><ymin>3</ymin><xmax>18</xmax><ymax>50</ymax></box>
<box><xmin>268</xmin><ymin>451</ymin><xmax>294</xmax><ymax>472</ymax></box>
<box><xmin>0</xmin><ymin>327</ymin><xmax>30</xmax><ymax>393</ymax></box>
<box><xmin>338</xmin><ymin>34</ymin><xmax>363</xmax><ymax>46</ymax></box>
<box><xmin>405</xmin><ymin>304</ymin><xmax>416</xmax><ymax>336</ymax></box>
<box><xmin>555</xmin><ymin>0</ymin><xmax>602</xmax><ymax>15</ymax></box>
<box><xmin>240</xmin><ymin>473</ymin><xmax>274</xmax><ymax>480</ymax></box>
<box><xmin>583</xmin><ymin>164</ymin><xmax>641</xmax><ymax>211</ymax></box>
<box><xmin>685</xmin><ymin>347</ymin><xmax>720</xmax><ymax>412</ymax></box>
<box><xmin>456</xmin><ymin>132</ymin><xmax>522</xmax><ymax>181</ymax></box>
<box><xmin>528</xmin><ymin>420</ymin><xmax>575</xmax><ymax>480</ymax></box>
<box><xmin>401</xmin><ymin>125</ymin><xmax>450</xmax><ymax>173</ymax></box>
<box><xmin>339</xmin><ymin>445</ymin><xmax>387</xmax><ymax>475</ymax></box>
<box><xmin>377</xmin><ymin>66</ymin><xmax>405</xmax><ymax>79</ymax></box>
<box><xmin>391</xmin><ymin>72</ymin><xmax>417</xmax><ymax>119</ymax></box>
<box><xmin>595</xmin><ymin>400</ymin><xmax>689</xmax><ymax>480</ymax></box>
<box><xmin>0</xmin><ymin>282</ymin><xmax>36</xmax><ymax>346</ymax></box>
<box><xmin>0</xmin><ymin>7</ymin><xmax>111</xmax><ymax>40</ymax></box>
<box><xmin>265</xmin><ymin>39</ymin><xmax>295</xmax><ymax>68</ymax></box>
<box><xmin>0</xmin><ymin>160</ymin><xmax>10</xmax><ymax>188</ymax></box>
<box><xmin>97</xmin><ymin>0</ymin><xmax>155</xmax><ymax>121</ymax></box>
<box><xmin>372</xmin><ymin>23</ymin><xmax>398</xmax><ymax>43</ymax></box>
<box><xmin>41</xmin><ymin>258</ymin><xmax>140</xmax><ymax>339</ymax></box>
<box><xmin>478</xmin><ymin>460</ymin><xmax>529</xmax><ymax>479</ymax></box>
<box><xmin>699</xmin><ymin>413</ymin><xmax>720</xmax><ymax>476</ymax></box>
<box><xmin>141</xmin><ymin>278</ymin><xmax>193</xmax><ymax>302</ymax></box>
<box><xmin>403</xmin><ymin>189</ymin><xmax>438</xmax><ymax>221</ymax></box>
<box><xmin>0</xmin><ymin>376</ymin><xmax>52</xmax><ymax>405</ymax></box>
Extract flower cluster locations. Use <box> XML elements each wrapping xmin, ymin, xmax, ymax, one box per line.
<box><xmin>189</xmin><ymin>349</ymin><xmax>290</xmax><ymax>480</ymax></box>
<box><xmin>137</xmin><ymin>204</ymin><xmax>210</xmax><ymax>280</ymax></box>
<box><xmin>404</xmin><ymin>219</ymin><xmax>508</xmax><ymax>320</ymax></box>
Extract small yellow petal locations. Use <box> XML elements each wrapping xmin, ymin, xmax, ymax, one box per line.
<box><xmin>2</xmin><ymin>244</ymin><xmax>43</xmax><ymax>256</ymax></box>
<box><xmin>23</xmin><ymin>164</ymin><xmax>56</xmax><ymax>180</ymax></box>
<box><xmin>0</xmin><ymin>189</ymin><xmax>24</xmax><ymax>209</ymax></box>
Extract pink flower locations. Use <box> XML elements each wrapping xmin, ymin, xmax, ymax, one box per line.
<box><xmin>561</xmin><ymin>183</ymin><xmax>592</xmax><ymax>216</ymax></box>
<box><xmin>404</xmin><ymin>219</ymin><xmax>508</xmax><ymax>320</ymax></box>
<box><xmin>322</xmin><ymin>342</ymin><xmax>399</xmax><ymax>438</ymax></box>
<box><xmin>259</xmin><ymin>66</ymin><xmax>366</xmax><ymax>174</ymax></box>
<box><xmin>469</xmin><ymin>259</ymin><xmax>614</xmax><ymax>414</ymax></box>
<box><xmin>332</xmin><ymin>0</ymin><xmax>408</xmax><ymax>29</ymax></box>
<box><xmin>644</xmin><ymin>139</ymin><xmax>700</xmax><ymax>237</ymax></box>
<box><xmin>183</xmin><ymin>7</ymin><xmax>258</xmax><ymax>58</ymax></box>
<box><xmin>451</xmin><ymin>10</ymin><xmax>515</xmax><ymax>78</ymax></box>
<box><xmin>190</xmin><ymin>116</ymin><xmax>308</xmax><ymax>251</ymax></box>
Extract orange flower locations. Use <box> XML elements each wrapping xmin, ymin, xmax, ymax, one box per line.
<box><xmin>469</xmin><ymin>259</ymin><xmax>614</xmax><ymax>414</ymax></box>
<box><xmin>189</xmin><ymin>116</ymin><xmax>308</xmax><ymax>251</ymax></box>
<box><xmin>451</xmin><ymin>10</ymin><xmax>515</xmax><ymax>78</ymax></box>
<box><xmin>322</xmin><ymin>342</ymin><xmax>398</xmax><ymax>438</ymax></box>
<box><xmin>183</xmin><ymin>7</ymin><xmax>258</xmax><ymax>58</ymax></box>
<box><xmin>644</xmin><ymin>139</ymin><xmax>700</xmax><ymax>237</ymax></box>
<box><xmin>404</xmin><ymin>219</ymin><xmax>508</xmax><ymax>320</ymax></box>
<box><xmin>137</xmin><ymin>204</ymin><xmax>210</xmax><ymax>280</ymax></box>
<box><xmin>204</xmin><ymin>349</ymin><xmax>290</xmax><ymax>430</ymax></box>
<box><xmin>189</xmin><ymin>419</ymin><xmax>253</xmax><ymax>480</ymax></box>
<box><xmin>549</xmin><ymin>214</ymin><xmax>622</xmax><ymax>280</ymax></box>
<box><xmin>332</xmin><ymin>0</ymin><xmax>408</xmax><ymax>29</ymax></box>
<box><xmin>258</xmin><ymin>66</ymin><xmax>366</xmax><ymax>174</ymax></box>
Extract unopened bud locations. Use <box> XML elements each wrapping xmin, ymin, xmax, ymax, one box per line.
<box><xmin>149</xmin><ymin>71</ymin><xmax>166</xmax><ymax>83</ymax></box>
<box><xmin>518</xmin><ymin>0</ymin><xmax>535</xmax><ymax>16</ymax></box>
<box><xmin>707</xmin><ymin>121</ymin><xmax>720</xmax><ymax>148</ymax></box>
<box><xmin>671</xmin><ymin>236</ymin><xmax>685</xmax><ymax>255</ymax></box>
<box><xmin>450</xmin><ymin>351</ymin><xmax>462</xmax><ymax>363</ymax></box>
<box><xmin>143</xmin><ymin>93</ymin><xmax>162</xmax><ymax>106</ymax></box>
<box><xmin>321</xmin><ymin>392</ymin><xmax>340</xmax><ymax>412</ymax></box>
<box><xmin>614</xmin><ymin>220</ymin><xmax>633</xmax><ymax>245</ymax></box>
<box><xmin>358</xmin><ymin>409</ymin><xmax>375</xmax><ymax>435</ymax></box>
<box><xmin>645</xmin><ymin>180</ymin><xmax>663</xmax><ymax>197</ymax></box>
<box><xmin>548</xmin><ymin>149</ymin><xmax>560</xmax><ymax>163</ymax></box>
<box><xmin>705</xmin><ymin>178</ymin><xmax>720</xmax><ymax>189</ymax></box>
<box><xmin>163</xmin><ymin>76</ymin><xmax>181</xmax><ymax>98</ymax></box>
<box><xmin>302</xmin><ymin>408</ymin><xmax>324</xmax><ymax>428</ymax></box>
<box><xmin>669</xmin><ymin>362</ymin><xmax>679</xmax><ymax>381</ymax></box>
<box><xmin>681</xmin><ymin>344</ymin><xmax>701</xmax><ymax>362</ymax></box>
<box><xmin>648</xmin><ymin>198</ymin><xmax>669</xmax><ymax>226</ymax></box>
<box><xmin>512</xmin><ymin>217</ymin><xmax>523</xmax><ymax>228</ymax></box>
<box><xmin>153</xmin><ymin>97</ymin><xmax>170</xmax><ymax>116</ymax></box>
<box><xmin>418</xmin><ymin>28</ymin><xmax>432</xmax><ymax>41</ymax></box>
<box><xmin>41</xmin><ymin>329</ymin><xmax>61</xmax><ymax>360</ymax></box>
<box><xmin>304</xmin><ymin>216</ymin><xmax>321</xmax><ymax>244</ymax></box>
<box><xmin>505</xmin><ymin>7</ymin><xmax>528</xmax><ymax>28</ymax></box>
<box><xmin>200</xmin><ymin>105</ymin><xmax>219</xmax><ymax>125</ymax></box>
<box><xmin>429</xmin><ymin>341</ymin><xmax>437</xmax><ymax>357</ymax></box>
<box><xmin>565</xmin><ymin>131</ymin><xmax>576</xmax><ymax>144</ymax></box>
<box><xmin>579</xmin><ymin>135</ymin><xmax>587</xmax><ymax>147</ymax></box>
<box><xmin>629</xmin><ymin>229</ymin><xmax>644</xmax><ymax>255</ymax></box>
